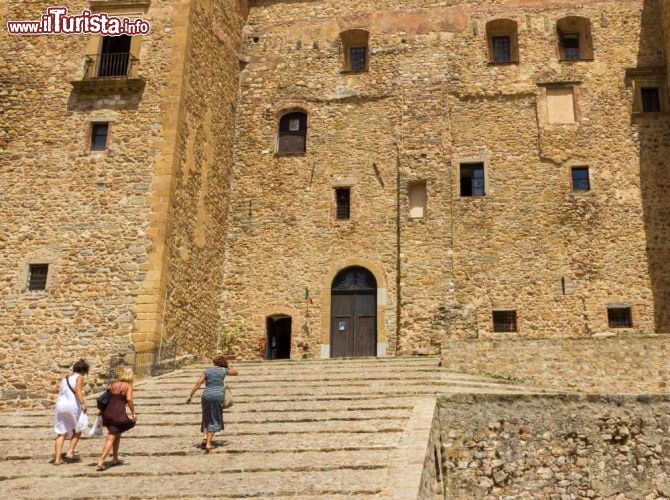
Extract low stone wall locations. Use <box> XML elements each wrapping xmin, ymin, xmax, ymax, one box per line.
<box><xmin>438</xmin><ymin>394</ymin><xmax>670</xmax><ymax>499</ymax></box>
<box><xmin>389</xmin><ymin>398</ymin><xmax>443</xmax><ymax>499</ymax></box>
<box><xmin>442</xmin><ymin>334</ymin><xmax>670</xmax><ymax>394</ymax></box>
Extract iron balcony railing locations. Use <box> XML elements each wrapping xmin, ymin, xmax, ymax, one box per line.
<box><xmin>83</xmin><ymin>52</ymin><xmax>139</xmax><ymax>79</ymax></box>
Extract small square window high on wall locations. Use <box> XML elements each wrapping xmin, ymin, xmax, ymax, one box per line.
<box><xmin>493</xmin><ymin>310</ymin><xmax>517</xmax><ymax>333</ymax></box>
<box><xmin>607</xmin><ymin>306</ymin><xmax>632</xmax><ymax>328</ymax></box>
<box><xmin>28</xmin><ymin>264</ymin><xmax>49</xmax><ymax>291</ymax></box>
<box><xmin>90</xmin><ymin>123</ymin><xmax>109</xmax><ymax>151</ymax></box>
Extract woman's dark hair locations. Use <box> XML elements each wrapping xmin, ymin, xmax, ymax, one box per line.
<box><xmin>72</xmin><ymin>359</ymin><xmax>89</xmax><ymax>374</ymax></box>
<box><xmin>213</xmin><ymin>356</ymin><xmax>229</xmax><ymax>368</ymax></box>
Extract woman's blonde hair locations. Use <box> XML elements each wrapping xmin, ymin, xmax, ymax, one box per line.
<box><xmin>115</xmin><ymin>365</ymin><xmax>134</xmax><ymax>384</ymax></box>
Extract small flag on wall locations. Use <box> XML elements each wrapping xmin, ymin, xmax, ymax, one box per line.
<box><xmin>305</xmin><ymin>287</ymin><xmax>314</xmax><ymax>304</ymax></box>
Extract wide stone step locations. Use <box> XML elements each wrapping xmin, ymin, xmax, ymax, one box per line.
<box><xmin>0</xmin><ymin>431</ymin><xmax>400</xmax><ymax>462</ymax></box>
<box><xmin>0</xmin><ymin>468</ymin><xmax>392</xmax><ymax>498</ymax></box>
<box><xmin>141</xmin><ymin>377</ymin><xmax>521</xmax><ymax>394</ymax></box>
<box><xmin>2</xmin><ymin>417</ymin><xmax>406</xmax><ymax>441</ymax></box>
<box><xmin>131</xmin><ymin>383</ymin><xmax>538</xmax><ymax>404</ymax></box>
<box><xmin>0</xmin><ymin>400</ymin><xmax>415</xmax><ymax>420</ymax></box>
<box><xmin>0</xmin><ymin>408</ymin><xmax>412</xmax><ymax>428</ymax></box>
<box><xmin>0</xmin><ymin>449</ymin><xmax>392</xmax><ymax>481</ymax></box>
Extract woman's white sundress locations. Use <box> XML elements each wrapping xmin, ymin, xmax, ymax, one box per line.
<box><xmin>53</xmin><ymin>373</ymin><xmax>82</xmax><ymax>437</ymax></box>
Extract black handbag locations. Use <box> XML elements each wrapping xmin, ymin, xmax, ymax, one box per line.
<box><xmin>96</xmin><ymin>389</ymin><xmax>112</xmax><ymax>411</ymax></box>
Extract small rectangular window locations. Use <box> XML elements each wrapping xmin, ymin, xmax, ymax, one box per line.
<box><xmin>571</xmin><ymin>167</ymin><xmax>590</xmax><ymax>192</ymax></box>
<box><xmin>492</xmin><ymin>36</ymin><xmax>511</xmax><ymax>63</ymax></box>
<box><xmin>335</xmin><ymin>188</ymin><xmax>350</xmax><ymax>220</ymax></box>
<box><xmin>91</xmin><ymin>123</ymin><xmax>109</xmax><ymax>151</ymax></box>
<box><xmin>641</xmin><ymin>88</ymin><xmax>661</xmax><ymax>113</ymax></box>
<box><xmin>493</xmin><ymin>310</ymin><xmax>517</xmax><ymax>333</ymax></box>
<box><xmin>28</xmin><ymin>264</ymin><xmax>49</xmax><ymax>291</ymax></box>
<box><xmin>408</xmin><ymin>181</ymin><xmax>427</xmax><ymax>219</ymax></box>
<box><xmin>561</xmin><ymin>34</ymin><xmax>580</xmax><ymax>60</ymax></box>
<box><xmin>546</xmin><ymin>87</ymin><xmax>576</xmax><ymax>124</ymax></box>
<box><xmin>349</xmin><ymin>47</ymin><xmax>367</xmax><ymax>72</ymax></box>
<box><xmin>608</xmin><ymin>307</ymin><xmax>632</xmax><ymax>328</ymax></box>
<box><xmin>460</xmin><ymin>163</ymin><xmax>485</xmax><ymax>197</ymax></box>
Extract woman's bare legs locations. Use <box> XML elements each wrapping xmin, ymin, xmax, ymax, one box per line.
<box><xmin>54</xmin><ymin>434</ymin><xmax>66</xmax><ymax>464</ymax></box>
<box><xmin>96</xmin><ymin>433</ymin><xmax>117</xmax><ymax>469</ymax></box>
<box><xmin>205</xmin><ymin>431</ymin><xmax>214</xmax><ymax>451</ymax></box>
<box><xmin>65</xmin><ymin>432</ymin><xmax>81</xmax><ymax>459</ymax></box>
<box><xmin>112</xmin><ymin>435</ymin><xmax>122</xmax><ymax>465</ymax></box>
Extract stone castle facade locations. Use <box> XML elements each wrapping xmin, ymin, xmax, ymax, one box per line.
<box><xmin>1</xmin><ymin>0</ymin><xmax>669</xmax><ymax>402</ymax></box>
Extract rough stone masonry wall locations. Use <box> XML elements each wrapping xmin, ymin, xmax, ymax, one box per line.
<box><xmin>223</xmin><ymin>0</ymin><xmax>667</xmax><ymax>358</ymax></box>
<box><xmin>442</xmin><ymin>334</ymin><xmax>670</xmax><ymax>394</ymax></box>
<box><xmin>0</xmin><ymin>0</ymin><xmax>190</xmax><ymax>407</ymax></box>
<box><xmin>439</xmin><ymin>394</ymin><xmax>670</xmax><ymax>499</ymax></box>
<box><xmin>161</xmin><ymin>0</ymin><xmax>248</xmax><ymax>358</ymax></box>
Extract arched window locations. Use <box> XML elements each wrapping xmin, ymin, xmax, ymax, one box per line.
<box><xmin>277</xmin><ymin>111</ymin><xmax>307</xmax><ymax>154</ymax></box>
<box><xmin>486</xmin><ymin>19</ymin><xmax>519</xmax><ymax>63</ymax></box>
<box><xmin>340</xmin><ymin>29</ymin><xmax>369</xmax><ymax>72</ymax></box>
<box><xmin>557</xmin><ymin>17</ymin><xmax>593</xmax><ymax>61</ymax></box>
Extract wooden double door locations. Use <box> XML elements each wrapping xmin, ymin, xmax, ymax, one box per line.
<box><xmin>330</xmin><ymin>267</ymin><xmax>377</xmax><ymax>358</ymax></box>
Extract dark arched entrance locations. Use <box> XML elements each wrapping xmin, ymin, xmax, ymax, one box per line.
<box><xmin>330</xmin><ymin>266</ymin><xmax>377</xmax><ymax>358</ymax></box>
<box><xmin>266</xmin><ymin>315</ymin><xmax>291</xmax><ymax>360</ymax></box>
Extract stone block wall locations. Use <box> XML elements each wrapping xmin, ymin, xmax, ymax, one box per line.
<box><xmin>439</xmin><ymin>393</ymin><xmax>670</xmax><ymax>499</ymax></box>
<box><xmin>0</xmin><ymin>0</ymin><xmax>192</xmax><ymax>406</ymax></box>
<box><xmin>223</xmin><ymin>0</ymin><xmax>669</xmax><ymax>358</ymax></box>
<box><xmin>161</xmin><ymin>0</ymin><xmax>248</xmax><ymax>358</ymax></box>
<box><xmin>442</xmin><ymin>334</ymin><xmax>670</xmax><ymax>393</ymax></box>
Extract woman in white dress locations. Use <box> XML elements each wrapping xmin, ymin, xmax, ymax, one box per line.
<box><xmin>53</xmin><ymin>359</ymin><xmax>89</xmax><ymax>465</ymax></box>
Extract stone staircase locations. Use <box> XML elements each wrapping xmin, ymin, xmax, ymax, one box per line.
<box><xmin>0</xmin><ymin>357</ymin><xmax>550</xmax><ymax>498</ymax></box>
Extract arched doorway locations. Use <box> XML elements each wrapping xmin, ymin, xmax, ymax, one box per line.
<box><xmin>266</xmin><ymin>315</ymin><xmax>291</xmax><ymax>360</ymax></box>
<box><xmin>330</xmin><ymin>266</ymin><xmax>377</xmax><ymax>357</ymax></box>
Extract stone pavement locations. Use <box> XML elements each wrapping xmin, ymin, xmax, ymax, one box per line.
<box><xmin>0</xmin><ymin>357</ymin><xmax>553</xmax><ymax>498</ymax></box>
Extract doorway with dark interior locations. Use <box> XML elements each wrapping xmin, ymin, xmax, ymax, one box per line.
<box><xmin>266</xmin><ymin>315</ymin><xmax>292</xmax><ymax>360</ymax></box>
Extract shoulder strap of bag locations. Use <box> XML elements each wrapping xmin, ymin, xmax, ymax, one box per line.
<box><xmin>65</xmin><ymin>374</ymin><xmax>77</xmax><ymax>396</ymax></box>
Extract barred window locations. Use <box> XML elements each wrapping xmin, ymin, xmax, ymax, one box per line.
<box><xmin>28</xmin><ymin>264</ymin><xmax>49</xmax><ymax>291</ymax></box>
<box><xmin>493</xmin><ymin>310</ymin><xmax>517</xmax><ymax>333</ymax></box>
<box><xmin>492</xmin><ymin>36</ymin><xmax>511</xmax><ymax>63</ymax></box>
<box><xmin>561</xmin><ymin>34</ymin><xmax>580</xmax><ymax>60</ymax></box>
<box><xmin>349</xmin><ymin>47</ymin><xmax>367</xmax><ymax>72</ymax></box>
<box><xmin>335</xmin><ymin>188</ymin><xmax>350</xmax><ymax>220</ymax></box>
<box><xmin>608</xmin><ymin>307</ymin><xmax>632</xmax><ymax>328</ymax></box>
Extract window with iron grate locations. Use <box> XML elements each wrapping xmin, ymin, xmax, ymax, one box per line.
<box><xmin>28</xmin><ymin>264</ymin><xmax>49</xmax><ymax>291</ymax></box>
<box><xmin>608</xmin><ymin>307</ymin><xmax>632</xmax><ymax>328</ymax></box>
<box><xmin>335</xmin><ymin>188</ymin><xmax>350</xmax><ymax>220</ymax></box>
<box><xmin>349</xmin><ymin>47</ymin><xmax>367</xmax><ymax>72</ymax></box>
<box><xmin>493</xmin><ymin>310</ymin><xmax>517</xmax><ymax>333</ymax></box>
<box><xmin>492</xmin><ymin>36</ymin><xmax>511</xmax><ymax>63</ymax></box>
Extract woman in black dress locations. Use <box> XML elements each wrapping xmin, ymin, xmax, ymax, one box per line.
<box><xmin>96</xmin><ymin>366</ymin><xmax>136</xmax><ymax>471</ymax></box>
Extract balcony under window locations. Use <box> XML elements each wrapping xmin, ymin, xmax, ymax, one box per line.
<box><xmin>71</xmin><ymin>35</ymin><xmax>144</xmax><ymax>93</ymax></box>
